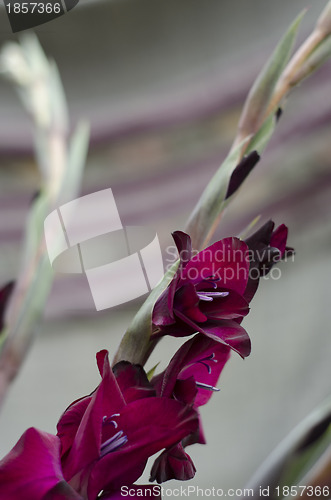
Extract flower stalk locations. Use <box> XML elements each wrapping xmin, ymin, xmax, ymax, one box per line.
<box><xmin>114</xmin><ymin>1</ymin><xmax>331</xmax><ymax>367</ymax></box>
<box><xmin>232</xmin><ymin>0</ymin><xmax>331</xmax><ymax>155</ymax></box>
<box><xmin>293</xmin><ymin>444</ymin><xmax>331</xmax><ymax>500</ymax></box>
<box><xmin>0</xmin><ymin>35</ymin><xmax>89</xmax><ymax>408</ymax></box>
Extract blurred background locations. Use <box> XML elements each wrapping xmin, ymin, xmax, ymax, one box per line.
<box><xmin>0</xmin><ymin>0</ymin><xmax>331</xmax><ymax>495</ymax></box>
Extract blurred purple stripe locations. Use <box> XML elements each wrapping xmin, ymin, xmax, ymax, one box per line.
<box><xmin>0</xmin><ymin>49</ymin><xmax>330</xmax><ymax>155</ymax></box>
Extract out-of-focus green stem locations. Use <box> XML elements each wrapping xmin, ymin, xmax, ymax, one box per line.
<box><xmin>0</xmin><ymin>35</ymin><xmax>89</xmax><ymax>408</ymax></box>
<box><xmin>232</xmin><ymin>0</ymin><xmax>331</xmax><ymax>158</ymax></box>
<box><xmin>262</xmin><ymin>30</ymin><xmax>324</xmax><ymax>122</ymax></box>
<box><xmin>293</xmin><ymin>445</ymin><xmax>331</xmax><ymax>500</ymax></box>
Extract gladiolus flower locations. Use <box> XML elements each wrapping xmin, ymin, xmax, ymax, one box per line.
<box><xmin>153</xmin><ymin>224</ymin><xmax>291</xmax><ymax>358</ymax></box>
<box><xmin>152</xmin><ymin>231</ymin><xmax>251</xmax><ymax>358</ymax></box>
<box><xmin>244</xmin><ymin>220</ymin><xmax>294</xmax><ymax>302</ymax></box>
<box><xmin>150</xmin><ymin>334</ymin><xmax>231</xmax><ymax>483</ymax></box>
<box><xmin>0</xmin><ymin>351</ymin><xmax>198</xmax><ymax>500</ymax></box>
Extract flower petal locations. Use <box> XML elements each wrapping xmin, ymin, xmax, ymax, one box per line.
<box><xmin>57</xmin><ymin>396</ymin><xmax>91</xmax><ymax>459</ymax></box>
<box><xmin>173</xmin><ymin>377</ymin><xmax>198</xmax><ymax>405</ymax></box>
<box><xmin>225</xmin><ymin>151</ymin><xmax>260</xmax><ymax>199</ymax></box>
<box><xmin>270</xmin><ymin>223</ymin><xmax>288</xmax><ymax>256</ymax></box>
<box><xmin>177</xmin><ymin>336</ymin><xmax>231</xmax><ymax>407</ymax></box>
<box><xmin>181</xmin><ymin>237</ymin><xmax>249</xmax><ymax>295</ymax></box>
<box><xmin>152</xmin><ymin>277</ymin><xmax>179</xmax><ymax>326</ymax></box>
<box><xmin>0</xmin><ymin>428</ymin><xmax>72</xmax><ymax>500</ymax></box>
<box><xmin>112</xmin><ymin>361</ymin><xmax>156</xmax><ymax>403</ymax></box>
<box><xmin>201</xmin><ymin>289</ymin><xmax>249</xmax><ymax>321</ymax></box>
<box><xmin>155</xmin><ymin>334</ymin><xmax>231</xmax><ymax>407</ymax></box>
<box><xmin>152</xmin><ymin>319</ymin><xmax>193</xmax><ymax>338</ymax></box>
<box><xmin>202</xmin><ymin>321</ymin><xmax>251</xmax><ymax>358</ymax></box>
<box><xmin>245</xmin><ymin>220</ymin><xmax>275</xmax><ymax>250</ymax></box>
<box><xmin>87</xmin><ymin>398</ymin><xmax>199</xmax><ymax>498</ymax></box>
<box><xmin>0</xmin><ymin>281</ymin><xmax>14</xmax><ymax>331</ymax></box>
<box><xmin>59</xmin><ymin>351</ymin><xmax>126</xmax><ymax>482</ymax></box>
<box><xmin>172</xmin><ymin>231</ymin><xmax>193</xmax><ymax>268</ymax></box>
<box><xmin>43</xmin><ymin>481</ymin><xmax>83</xmax><ymax>499</ymax></box>
<box><xmin>244</xmin><ymin>221</ymin><xmax>292</xmax><ymax>302</ymax></box>
<box><xmin>153</xmin><ymin>231</ymin><xmax>193</xmax><ymax>327</ymax></box>
<box><xmin>150</xmin><ymin>443</ymin><xmax>196</xmax><ymax>483</ymax></box>
<box><xmin>175</xmin><ymin>282</ymin><xmax>207</xmax><ymax>323</ymax></box>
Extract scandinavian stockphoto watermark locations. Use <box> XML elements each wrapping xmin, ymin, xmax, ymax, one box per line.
<box><xmin>2</xmin><ymin>0</ymin><xmax>80</xmax><ymax>33</ymax></box>
<box><xmin>164</xmin><ymin>242</ymin><xmax>295</xmax><ymax>283</ymax></box>
<box><xmin>44</xmin><ymin>188</ymin><xmax>164</xmax><ymax>311</ymax></box>
<box><xmin>120</xmin><ymin>484</ymin><xmax>330</xmax><ymax>497</ymax></box>
<box><xmin>121</xmin><ymin>485</ymin><xmax>254</xmax><ymax>497</ymax></box>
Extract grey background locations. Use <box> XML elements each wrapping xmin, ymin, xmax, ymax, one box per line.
<box><xmin>0</xmin><ymin>0</ymin><xmax>331</xmax><ymax>496</ymax></box>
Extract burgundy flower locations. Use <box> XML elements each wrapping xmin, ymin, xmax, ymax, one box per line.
<box><xmin>150</xmin><ymin>443</ymin><xmax>196</xmax><ymax>483</ymax></box>
<box><xmin>0</xmin><ymin>281</ymin><xmax>14</xmax><ymax>332</ymax></box>
<box><xmin>153</xmin><ymin>231</ymin><xmax>251</xmax><ymax>358</ymax></box>
<box><xmin>0</xmin><ymin>351</ymin><xmax>198</xmax><ymax>500</ymax></box>
<box><xmin>244</xmin><ymin>220</ymin><xmax>293</xmax><ymax>302</ymax></box>
<box><xmin>225</xmin><ymin>151</ymin><xmax>260</xmax><ymax>200</ymax></box>
<box><xmin>0</xmin><ymin>428</ymin><xmax>78</xmax><ymax>500</ymax></box>
<box><xmin>150</xmin><ymin>334</ymin><xmax>231</xmax><ymax>483</ymax></box>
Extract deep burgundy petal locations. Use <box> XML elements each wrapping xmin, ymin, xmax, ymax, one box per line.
<box><xmin>153</xmin><ymin>231</ymin><xmax>193</xmax><ymax>327</ymax></box>
<box><xmin>172</xmin><ymin>231</ymin><xmax>193</xmax><ymax>268</ymax></box>
<box><xmin>225</xmin><ymin>151</ymin><xmax>260</xmax><ymax>199</ymax></box>
<box><xmin>245</xmin><ymin>222</ymin><xmax>292</xmax><ymax>297</ymax></box>
<box><xmin>150</xmin><ymin>443</ymin><xmax>196</xmax><ymax>483</ymax></box>
<box><xmin>270</xmin><ymin>224</ymin><xmax>288</xmax><ymax>256</ymax></box>
<box><xmin>112</xmin><ymin>361</ymin><xmax>156</xmax><ymax>403</ymax></box>
<box><xmin>152</xmin><ymin>319</ymin><xmax>194</xmax><ymax>339</ymax></box>
<box><xmin>43</xmin><ymin>481</ymin><xmax>83</xmax><ymax>499</ymax></box>
<box><xmin>60</xmin><ymin>351</ymin><xmax>126</xmax><ymax>483</ymax></box>
<box><xmin>87</xmin><ymin>398</ymin><xmax>199</xmax><ymax>499</ymax></box>
<box><xmin>245</xmin><ymin>220</ymin><xmax>290</xmax><ymax>268</ymax></box>
<box><xmin>245</xmin><ymin>220</ymin><xmax>275</xmax><ymax>250</ymax></box>
<box><xmin>155</xmin><ymin>334</ymin><xmax>231</xmax><ymax>407</ymax></box>
<box><xmin>0</xmin><ymin>428</ymin><xmax>71</xmax><ymax>500</ymax></box>
<box><xmin>57</xmin><ymin>396</ymin><xmax>91</xmax><ymax>459</ymax></box>
<box><xmin>201</xmin><ymin>289</ymin><xmax>249</xmax><ymax>321</ymax></box>
<box><xmin>181</xmin><ymin>237</ymin><xmax>249</xmax><ymax>295</ymax></box>
<box><xmin>201</xmin><ymin>321</ymin><xmax>251</xmax><ymax>358</ymax></box>
<box><xmin>177</xmin><ymin>336</ymin><xmax>231</xmax><ymax>407</ymax></box>
<box><xmin>182</xmin><ymin>414</ymin><xmax>206</xmax><ymax>446</ymax></box>
<box><xmin>152</xmin><ymin>276</ymin><xmax>179</xmax><ymax>327</ymax></box>
<box><xmin>170</xmin><ymin>307</ymin><xmax>249</xmax><ymax>358</ymax></box>
<box><xmin>174</xmin><ymin>282</ymin><xmax>207</xmax><ymax>323</ymax></box>
<box><xmin>173</xmin><ymin>377</ymin><xmax>198</xmax><ymax>405</ymax></box>
<box><xmin>154</xmin><ymin>336</ymin><xmax>198</xmax><ymax>398</ymax></box>
<box><xmin>0</xmin><ymin>281</ymin><xmax>14</xmax><ymax>331</ymax></box>
<box><xmin>243</xmin><ymin>267</ymin><xmax>260</xmax><ymax>303</ymax></box>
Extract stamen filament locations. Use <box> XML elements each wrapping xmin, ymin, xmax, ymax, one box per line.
<box><xmin>196</xmin><ymin>382</ymin><xmax>220</xmax><ymax>392</ymax></box>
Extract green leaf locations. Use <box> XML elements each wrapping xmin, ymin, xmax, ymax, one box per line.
<box><xmin>146</xmin><ymin>363</ymin><xmax>160</xmax><ymax>381</ymax></box>
<box><xmin>238</xmin><ymin>10</ymin><xmax>305</xmax><ymax>138</ymax></box>
<box><xmin>317</xmin><ymin>0</ymin><xmax>331</xmax><ymax>35</ymax></box>
<box><xmin>280</xmin><ymin>424</ymin><xmax>331</xmax><ymax>489</ymax></box>
<box><xmin>292</xmin><ymin>34</ymin><xmax>331</xmax><ymax>85</ymax></box>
